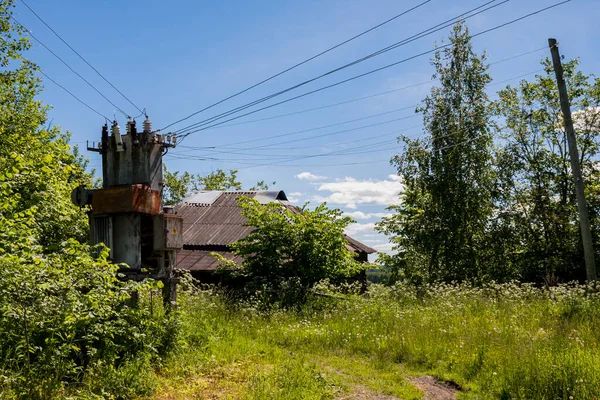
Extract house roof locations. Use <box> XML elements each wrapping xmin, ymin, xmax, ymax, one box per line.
<box><xmin>176</xmin><ymin>191</ymin><xmax>291</xmax><ymax>247</ymax></box>
<box><xmin>176</xmin><ymin>249</ymin><xmax>243</xmax><ymax>271</ymax></box>
<box><xmin>174</xmin><ymin>190</ymin><xmax>376</xmax><ymax>271</ymax></box>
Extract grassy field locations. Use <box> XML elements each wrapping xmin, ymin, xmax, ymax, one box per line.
<box><xmin>148</xmin><ymin>281</ymin><xmax>600</xmax><ymax>399</ymax></box>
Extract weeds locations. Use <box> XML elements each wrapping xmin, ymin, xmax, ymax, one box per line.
<box><xmin>154</xmin><ymin>281</ymin><xmax>600</xmax><ymax>399</ymax></box>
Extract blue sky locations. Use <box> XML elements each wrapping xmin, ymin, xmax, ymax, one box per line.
<box><xmin>13</xmin><ymin>0</ymin><xmax>600</xmax><ymax>255</ymax></box>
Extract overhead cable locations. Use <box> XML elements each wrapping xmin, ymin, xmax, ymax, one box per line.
<box><xmin>19</xmin><ymin>0</ymin><xmax>144</xmax><ymax>115</ymax></box>
<box><xmin>158</xmin><ymin>0</ymin><xmax>433</xmax><ymax>132</ymax></box>
<box><xmin>177</xmin><ymin>1</ymin><xmax>567</xmax><ymax>136</ymax></box>
<box><xmin>39</xmin><ymin>70</ymin><xmax>112</xmax><ymax>121</ymax></box>
<box><xmin>199</xmin><ymin>46</ymin><xmax>546</xmax><ymax>132</ymax></box>
<box><xmin>172</xmin><ymin>67</ymin><xmax>545</xmax><ymax>160</ymax></box>
<box><xmin>172</xmin><ymin>0</ymin><xmax>507</xmax><ymax>135</ymax></box>
<box><xmin>11</xmin><ymin>17</ymin><xmax>130</xmax><ymax>118</ymax></box>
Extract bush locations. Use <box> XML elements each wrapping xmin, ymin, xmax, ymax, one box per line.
<box><xmin>217</xmin><ymin>198</ymin><xmax>364</xmax><ymax>307</ymax></box>
<box><xmin>0</xmin><ymin>237</ymin><xmax>175</xmax><ymax>398</ymax></box>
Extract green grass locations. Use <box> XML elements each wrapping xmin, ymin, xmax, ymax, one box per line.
<box><xmin>149</xmin><ymin>282</ymin><xmax>600</xmax><ymax>399</ymax></box>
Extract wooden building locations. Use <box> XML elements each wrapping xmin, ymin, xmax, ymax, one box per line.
<box><xmin>174</xmin><ymin>190</ymin><xmax>376</xmax><ymax>280</ymax></box>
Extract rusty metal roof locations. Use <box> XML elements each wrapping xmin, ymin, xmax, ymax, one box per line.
<box><xmin>174</xmin><ymin>190</ymin><xmax>376</xmax><ymax>254</ymax></box>
<box><xmin>176</xmin><ymin>249</ymin><xmax>242</xmax><ymax>271</ymax></box>
<box><xmin>344</xmin><ymin>234</ymin><xmax>377</xmax><ymax>254</ymax></box>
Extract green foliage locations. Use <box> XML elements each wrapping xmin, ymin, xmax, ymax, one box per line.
<box><xmin>246</xmin><ymin>357</ymin><xmax>334</xmax><ymax>400</ymax></box>
<box><xmin>154</xmin><ymin>283</ymin><xmax>600</xmax><ymax>399</ymax></box>
<box><xmin>0</xmin><ymin>2</ymin><xmax>177</xmax><ymax>397</ymax></box>
<box><xmin>379</xmin><ymin>21</ymin><xmax>600</xmax><ymax>284</ymax></box>
<box><xmin>162</xmin><ymin>166</ymin><xmax>276</xmax><ymax>205</ymax></box>
<box><xmin>219</xmin><ymin>198</ymin><xmax>363</xmax><ymax>306</ymax></box>
<box><xmin>162</xmin><ymin>166</ymin><xmax>242</xmax><ymax>205</ymax></box>
<box><xmin>198</xmin><ymin>168</ymin><xmax>242</xmax><ymax>191</ymax></box>
<box><xmin>0</xmin><ymin>238</ymin><xmax>166</xmax><ymax>398</ymax></box>
<box><xmin>491</xmin><ymin>58</ymin><xmax>600</xmax><ymax>282</ymax></box>
<box><xmin>162</xmin><ymin>164</ymin><xmax>194</xmax><ymax>206</ymax></box>
<box><xmin>249</xmin><ymin>180</ymin><xmax>276</xmax><ymax>191</ymax></box>
<box><xmin>378</xmin><ymin>21</ymin><xmax>495</xmax><ymax>283</ymax></box>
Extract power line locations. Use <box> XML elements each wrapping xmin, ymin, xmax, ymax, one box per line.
<box><xmin>165</xmin><ymin>130</ymin><xmax>491</xmax><ymax>168</ymax></box>
<box><xmin>179</xmin><ymin>124</ymin><xmax>423</xmax><ymax>153</ymax></box>
<box><xmin>167</xmin><ymin>127</ymin><xmax>500</xmax><ymax>169</ymax></box>
<box><xmin>172</xmin><ymin>67</ymin><xmax>543</xmax><ymax>160</ymax></box>
<box><xmin>172</xmin><ymin>116</ymin><xmax>419</xmax><ymax>162</ymax></box>
<box><xmin>158</xmin><ymin>0</ymin><xmax>433</xmax><ymax>132</ymax></box>
<box><xmin>486</xmin><ymin>46</ymin><xmax>546</xmax><ymax>66</ymax></box>
<box><xmin>168</xmin><ymin>71</ymin><xmax>544</xmax><ymax>168</ymax></box>
<box><xmin>188</xmin><ymin>47</ymin><xmax>545</xmax><ymax>139</ymax></box>
<box><xmin>240</xmin><ymin>114</ymin><xmax>420</xmax><ymax>151</ymax></box>
<box><xmin>210</xmin><ymin>105</ymin><xmax>418</xmax><ymax>149</ymax></box>
<box><xmin>39</xmin><ymin>70</ymin><xmax>111</xmax><ymax>121</ymax></box>
<box><xmin>165</xmin><ymin>153</ymin><xmax>391</xmax><ymax>168</ymax></box>
<box><xmin>11</xmin><ymin>16</ymin><xmax>130</xmax><ymax>118</ymax></box>
<box><xmin>199</xmin><ymin>81</ymin><xmax>432</xmax><ymax>131</ymax></box>
<box><xmin>171</xmin><ymin>0</ymin><xmax>507</xmax><ymax>135</ymax></box>
<box><xmin>19</xmin><ymin>0</ymin><xmax>144</xmax><ymax>115</ymax></box>
<box><xmin>177</xmin><ymin>1</ymin><xmax>566</xmax><ymax>137</ymax></box>
<box><xmin>232</xmin><ymin>128</ymin><xmax>500</xmax><ymax>170</ymax></box>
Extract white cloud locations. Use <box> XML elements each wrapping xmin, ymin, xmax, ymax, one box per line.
<box><xmin>295</xmin><ymin>172</ymin><xmax>326</xmax><ymax>181</ymax></box>
<box><xmin>315</xmin><ymin>176</ymin><xmax>403</xmax><ymax>209</ymax></box>
<box><xmin>371</xmin><ymin>242</ymin><xmax>396</xmax><ymax>254</ymax></box>
<box><xmin>344</xmin><ymin>211</ymin><xmax>393</xmax><ymax>220</ymax></box>
<box><xmin>345</xmin><ymin>222</ymin><xmax>377</xmax><ymax>236</ymax></box>
<box><xmin>287</xmin><ymin>191</ymin><xmax>304</xmax><ymax>203</ymax></box>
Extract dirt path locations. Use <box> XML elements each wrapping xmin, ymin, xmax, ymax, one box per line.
<box><xmin>335</xmin><ymin>375</ymin><xmax>458</xmax><ymax>400</ymax></box>
<box><xmin>407</xmin><ymin>376</ymin><xmax>459</xmax><ymax>400</ymax></box>
<box><xmin>335</xmin><ymin>385</ymin><xmax>403</xmax><ymax>399</ymax></box>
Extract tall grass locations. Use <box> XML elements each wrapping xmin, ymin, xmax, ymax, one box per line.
<box><xmin>154</xmin><ymin>281</ymin><xmax>600</xmax><ymax>399</ymax></box>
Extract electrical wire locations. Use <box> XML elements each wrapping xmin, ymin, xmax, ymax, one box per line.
<box><xmin>165</xmin><ymin>130</ymin><xmax>493</xmax><ymax>168</ymax></box>
<box><xmin>178</xmin><ymin>124</ymin><xmax>422</xmax><ymax>153</ymax></box>
<box><xmin>247</xmin><ymin>114</ymin><xmax>420</xmax><ymax>150</ymax></box>
<box><xmin>199</xmin><ymin>81</ymin><xmax>431</xmax><ymax>131</ymax></box>
<box><xmin>175</xmin><ymin>60</ymin><xmax>544</xmax><ymax>156</ymax></box>
<box><xmin>166</xmin><ymin>74</ymin><xmax>539</xmax><ymax>168</ymax></box>
<box><xmin>158</xmin><ymin>0</ymin><xmax>433</xmax><ymax>132</ymax></box>
<box><xmin>228</xmin><ymin>130</ymin><xmax>498</xmax><ymax>170</ymax></box>
<box><xmin>39</xmin><ymin>69</ymin><xmax>111</xmax><ymax>121</ymax></box>
<box><xmin>11</xmin><ymin>16</ymin><xmax>130</xmax><ymax>118</ymax></box>
<box><xmin>191</xmin><ymin>46</ymin><xmax>545</xmax><ymax>134</ymax></box>
<box><xmin>170</xmin><ymin>0</ymin><xmax>506</xmax><ymax>135</ymax></box>
<box><xmin>19</xmin><ymin>0</ymin><xmax>144</xmax><ymax>115</ymax></box>
<box><xmin>176</xmin><ymin>1</ymin><xmax>567</xmax><ymax>137</ymax></box>
<box><xmin>171</xmin><ymin>66</ymin><xmax>544</xmax><ymax>162</ymax></box>
<box><xmin>210</xmin><ymin>105</ymin><xmax>418</xmax><ymax>149</ymax></box>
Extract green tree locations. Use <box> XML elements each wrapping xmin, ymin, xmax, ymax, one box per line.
<box><xmin>492</xmin><ymin>58</ymin><xmax>600</xmax><ymax>282</ymax></box>
<box><xmin>219</xmin><ymin>199</ymin><xmax>362</xmax><ymax>305</ymax></box>
<box><xmin>378</xmin><ymin>22</ymin><xmax>494</xmax><ymax>283</ymax></box>
<box><xmin>249</xmin><ymin>179</ymin><xmax>276</xmax><ymax>191</ymax></box>
<box><xmin>0</xmin><ymin>5</ymin><xmax>90</xmax><ymax>250</ymax></box>
<box><xmin>162</xmin><ymin>165</ymin><xmax>276</xmax><ymax>205</ymax></box>
<box><xmin>197</xmin><ymin>168</ymin><xmax>242</xmax><ymax>190</ymax></box>
<box><xmin>0</xmin><ymin>2</ymin><xmax>173</xmax><ymax>396</ymax></box>
<box><xmin>163</xmin><ymin>164</ymin><xmax>194</xmax><ymax>206</ymax></box>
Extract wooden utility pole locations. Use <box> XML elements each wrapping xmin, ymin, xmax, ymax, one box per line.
<box><xmin>548</xmin><ymin>38</ymin><xmax>597</xmax><ymax>281</ymax></box>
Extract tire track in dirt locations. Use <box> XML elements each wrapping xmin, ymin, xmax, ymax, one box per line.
<box><xmin>407</xmin><ymin>376</ymin><xmax>459</xmax><ymax>400</ymax></box>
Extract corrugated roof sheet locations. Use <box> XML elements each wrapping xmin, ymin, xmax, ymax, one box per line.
<box><xmin>174</xmin><ymin>190</ymin><xmax>376</xmax><ymax>256</ymax></box>
<box><xmin>182</xmin><ymin>190</ymin><xmax>288</xmax><ymax>206</ymax></box>
<box><xmin>344</xmin><ymin>234</ymin><xmax>377</xmax><ymax>254</ymax></box>
<box><xmin>176</xmin><ymin>249</ymin><xmax>242</xmax><ymax>271</ymax></box>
